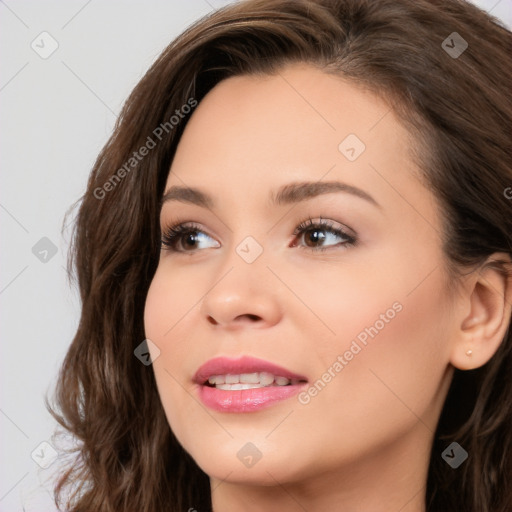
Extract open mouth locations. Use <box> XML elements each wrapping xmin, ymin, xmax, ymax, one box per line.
<box><xmin>204</xmin><ymin>372</ymin><xmax>307</xmax><ymax>391</ymax></box>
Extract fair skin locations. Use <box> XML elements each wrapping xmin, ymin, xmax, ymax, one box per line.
<box><xmin>144</xmin><ymin>63</ymin><xmax>511</xmax><ymax>511</ymax></box>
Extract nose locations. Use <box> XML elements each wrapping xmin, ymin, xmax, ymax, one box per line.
<box><xmin>199</xmin><ymin>247</ymin><xmax>283</xmax><ymax>330</ymax></box>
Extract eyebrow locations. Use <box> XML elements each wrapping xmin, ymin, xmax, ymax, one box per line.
<box><xmin>161</xmin><ymin>180</ymin><xmax>381</xmax><ymax>210</ymax></box>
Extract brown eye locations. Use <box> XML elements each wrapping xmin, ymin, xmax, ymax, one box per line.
<box><xmin>161</xmin><ymin>223</ymin><xmax>220</xmax><ymax>253</ymax></box>
<box><xmin>292</xmin><ymin>218</ymin><xmax>356</xmax><ymax>252</ymax></box>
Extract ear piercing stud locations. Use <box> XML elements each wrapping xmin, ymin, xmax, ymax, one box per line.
<box><xmin>466</xmin><ymin>349</ymin><xmax>473</xmax><ymax>356</ymax></box>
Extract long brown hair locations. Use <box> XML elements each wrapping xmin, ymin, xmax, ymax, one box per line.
<box><xmin>48</xmin><ymin>0</ymin><xmax>512</xmax><ymax>510</ymax></box>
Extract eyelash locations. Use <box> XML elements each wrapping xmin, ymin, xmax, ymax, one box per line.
<box><xmin>160</xmin><ymin>217</ymin><xmax>357</xmax><ymax>254</ymax></box>
<box><xmin>292</xmin><ymin>217</ymin><xmax>356</xmax><ymax>252</ymax></box>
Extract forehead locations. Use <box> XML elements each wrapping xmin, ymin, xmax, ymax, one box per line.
<box><xmin>165</xmin><ymin>63</ymin><xmax>434</xmax><ymax>224</ymax></box>
<box><xmin>172</xmin><ymin>63</ymin><xmax>400</xmax><ymax>169</ymax></box>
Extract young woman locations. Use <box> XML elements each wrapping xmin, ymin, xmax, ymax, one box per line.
<box><xmin>49</xmin><ymin>0</ymin><xmax>512</xmax><ymax>510</ymax></box>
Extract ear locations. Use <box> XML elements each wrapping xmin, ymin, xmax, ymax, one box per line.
<box><xmin>450</xmin><ymin>253</ymin><xmax>512</xmax><ymax>371</ymax></box>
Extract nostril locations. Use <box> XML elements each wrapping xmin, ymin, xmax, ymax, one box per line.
<box><xmin>206</xmin><ymin>313</ymin><xmax>261</xmax><ymax>325</ymax></box>
<box><xmin>234</xmin><ymin>314</ymin><xmax>261</xmax><ymax>322</ymax></box>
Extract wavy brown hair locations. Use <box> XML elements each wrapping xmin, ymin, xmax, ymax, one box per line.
<box><xmin>47</xmin><ymin>0</ymin><xmax>512</xmax><ymax>510</ymax></box>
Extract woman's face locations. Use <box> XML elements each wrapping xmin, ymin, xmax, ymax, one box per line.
<box><xmin>144</xmin><ymin>63</ymin><xmax>457</xmax><ymax>490</ymax></box>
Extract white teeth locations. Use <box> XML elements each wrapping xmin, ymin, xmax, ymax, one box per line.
<box><xmin>217</xmin><ymin>383</ymin><xmax>264</xmax><ymax>390</ymax></box>
<box><xmin>207</xmin><ymin>372</ymin><xmax>298</xmax><ymax>390</ymax></box>
<box><xmin>259</xmin><ymin>372</ymin><xmax>274</xmax><ymax>386</ymax></box>
<box><xmin>240</xmin><ymin>372</ymin><xmax>260</xmax><ymax>383</ymax></box>
<box><xmin>225</xmin><ymin>374</ymin><xmax>239</xmax><ymax>384</ymax></box>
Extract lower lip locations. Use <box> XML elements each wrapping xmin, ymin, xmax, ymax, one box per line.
<box><xmin>198</xmin><ymin>384</ymin><xmax>306</xmax><ymax>412</ymax></box>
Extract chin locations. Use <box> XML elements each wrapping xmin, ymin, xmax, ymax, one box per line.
<box><xmin>185</xmin><ymin>438</ymin><xmax>309</xmax><ymax>485</ymax></box>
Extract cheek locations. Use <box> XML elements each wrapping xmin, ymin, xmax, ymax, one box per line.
<box><xmin>144</xmin><ymin>264</ymin><xmax>197</xmax><ymax>337</ymax></box>
<box><xmin>143</xmin><ymin>279</ymin><xmax>164</xmax><ymax>341</ymax></box>
<box><xmin>300</xmin><ymin>269</ymin><xmax>453</xmax><ymax>453</ymax></box>
<box><xmin>294</xmin><ymin>236</ymin><xmax>450</xmax><ymax>372</ymax></box>
<box><xmin>143</xmin><ymin>266</ymin><xmax>209</xmax><ymax>442</ymax></box>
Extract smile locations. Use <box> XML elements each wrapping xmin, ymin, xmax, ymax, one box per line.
<box><xmin>206</xmin><ymin>372</ymin><xmax>304</xmax><ymax>390</ymax></box>
<box><xmin>195</xmin><ymin>356</ymin><xmax>308</xmax><ymax>412</ymax></box>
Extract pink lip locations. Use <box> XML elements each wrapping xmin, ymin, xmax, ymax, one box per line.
<box><xmin>194</xmin><ymin>356</ymin><xmax>308</xmax><ymax>413</ymax></box>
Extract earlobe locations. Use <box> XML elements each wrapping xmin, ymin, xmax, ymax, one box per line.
<box><xmin>450</xmin><ymin>254</ymin><xmax>512</xmax><ymax>371</ymax></box>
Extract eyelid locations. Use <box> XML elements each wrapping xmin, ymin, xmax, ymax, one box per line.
<box><xmin>290</xmin><ymin>217</ymin><xmax>357</xmax><ymax>252</ymax></box>
<box><xmin>161</xmin><ymin>221</ymin><xmax>220</xmax><ymax>252</ymax></box>
<box><xmin>160</xmin><ymin>217</ymin><xmax>357</xmax><ymax>254</ymax></box>
<box><xmin>292</xmin><ymin>216</ymin><xmax>356</xmax><ymax>239</ymax></box>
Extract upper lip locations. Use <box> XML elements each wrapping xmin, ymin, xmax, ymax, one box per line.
<box><xmin>193</xmin><ymin>356</ymin><xmax>308</xmax><ymax>385</ymax></box>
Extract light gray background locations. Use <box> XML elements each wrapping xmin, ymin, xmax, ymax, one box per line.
<box><xmin>1</xmin><ymin>1</ymin><xmax>510</xmax><ymax>510</ymax></box>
